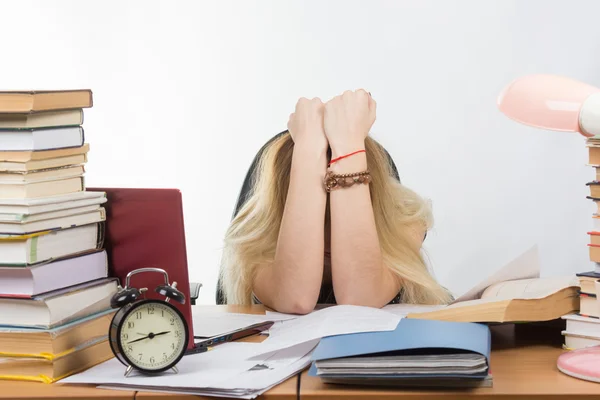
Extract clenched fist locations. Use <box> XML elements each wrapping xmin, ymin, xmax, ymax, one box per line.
<box><xmin>324</xmin><ymin>89</ymin><xmax>376</xmax><ymax>157</ymax></box>
<box><xmin>287</xmin><ymin>97</ymin><xmax>328</xmax><ymax>154</ymax></box>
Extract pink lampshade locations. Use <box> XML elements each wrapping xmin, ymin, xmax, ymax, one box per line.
<box><xmin>498</xmin><ymin>74</ymin><xmax>600</xmax><ymax>137</ymax></box>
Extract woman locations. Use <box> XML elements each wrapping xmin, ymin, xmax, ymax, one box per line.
<box><xmin>220</xmin><ymin>89</ymin><xmax>451</xmax><ymax>314</ymax></box>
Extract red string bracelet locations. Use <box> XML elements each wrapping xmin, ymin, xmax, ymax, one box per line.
<box><xmin>328</xmin><ymin>149</ymin><xmax>366</xmax><ymax>166</ymax></box>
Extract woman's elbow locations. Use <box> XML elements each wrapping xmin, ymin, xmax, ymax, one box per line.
<box><xmin>267</xmin><ymin>293</ymin><xmax>317</xmax><ymax>314</ymax></box>
<box><xmin>278</xmin><ymin>298</ymin><xmax>317</xmax><ymax>315</ymax></box>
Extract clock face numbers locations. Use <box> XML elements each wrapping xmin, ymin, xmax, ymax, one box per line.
<box><xmin>119</xmin><ymin>301</ymin><xmax>186</xmax><ymax>371</ymax></box>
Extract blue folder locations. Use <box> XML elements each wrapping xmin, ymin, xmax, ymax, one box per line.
<box><xmin>309</xmin><ymin>318</ymin><xmax>491</xmax><ymax>381</ymax></box>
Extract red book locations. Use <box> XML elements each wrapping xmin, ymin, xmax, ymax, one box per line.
<box><xmin>88</xmin><ymin>188</ymin><xmax>195</xmax><ymax>350</ymax></box>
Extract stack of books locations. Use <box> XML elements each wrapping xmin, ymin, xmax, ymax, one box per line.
<box><xmin>0</xmin><ymin>90</ymin><xmax>118</xmax><ymax>383</ymax></box>
<box><xmin>561</xmin><ymin>136</ymin><xmax>600</xmax><ymax>349</ymax></box>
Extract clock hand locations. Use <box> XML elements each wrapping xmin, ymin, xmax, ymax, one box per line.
<box><xmin>127</xmin><ymin>331</ymin><xmax>171</xmax><ymax>344</ymax></box>
<box><xmin>127</xmin><ymin>334</ymin><xmax>151</xmax><ymax>344</ymax></box>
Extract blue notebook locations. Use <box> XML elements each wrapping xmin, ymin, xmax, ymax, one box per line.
<box><xmin>309</xmin><ymin>318</ymin><xmax>491</xmax><ymax>386</ymax></box>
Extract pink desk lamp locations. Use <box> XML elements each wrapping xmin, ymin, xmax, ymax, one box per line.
<box><xmin>498</xmin><ymin>74</ymin><xmax>600</xmax><ymax>137</ymax></box>
<box><xmin>498</xmin><ymin>74</ymin><xmax>600</xmax><ymax>383</ymax></box>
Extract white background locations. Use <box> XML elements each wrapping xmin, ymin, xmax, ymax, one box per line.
<box><xmin>1</xmin><ymin>0</ymin><xmax>599</xmax><ymax>304</ymax></box>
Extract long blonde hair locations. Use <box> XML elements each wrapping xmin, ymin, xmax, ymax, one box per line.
<box><xmin>220</xmin><ymin>132</ymin><xmax>452</xmax><ymax>305</ymax></box>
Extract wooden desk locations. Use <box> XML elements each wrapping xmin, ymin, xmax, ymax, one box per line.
<box><xmin>0</xmin><ymin>381</ymin><xmax>135</xmax><ymax>400</ymax></box>
<box><xmin>0</xmin><ymin>305</ymin><xmax>298</xmax><ymax>400</ymax></box>
<box><xmin>299</xmin><ymin>322</ymin><xmax>600</xmax><ymax>399</ymax></box>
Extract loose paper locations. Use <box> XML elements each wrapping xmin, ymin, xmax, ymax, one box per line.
<box><xmin>253</xmin><ymin>305</ymin><xmax>401</xmax><ymax>357</ymax></box>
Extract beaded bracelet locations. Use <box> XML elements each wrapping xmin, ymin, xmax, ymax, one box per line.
<box><xmin>323</xmin><ymin>169</ymin><xmax>371</xmax><ymax>193</ymax></box>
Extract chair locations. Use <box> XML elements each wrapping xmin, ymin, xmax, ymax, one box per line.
<box><xmin>212</xmin><ymin>130</ymin><xmax>403</xmax><ymax>305</ymax></box>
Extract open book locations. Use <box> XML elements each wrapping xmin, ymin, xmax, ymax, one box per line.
<box><xmin>400</xmin><ymin>246</ymin><xmax>580</xmax><ymax>323</ymax></box>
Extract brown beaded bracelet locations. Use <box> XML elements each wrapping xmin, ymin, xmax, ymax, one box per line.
<box><xmin>323</xmin><ymin>169</ymin><xmax>371</xmax><ymax>192</ymax></box>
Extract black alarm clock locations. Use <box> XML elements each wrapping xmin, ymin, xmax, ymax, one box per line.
<box><xmin>109</xmin><ymin>267</ymin><xmax>189</xmax><ymax>377</ymax></box>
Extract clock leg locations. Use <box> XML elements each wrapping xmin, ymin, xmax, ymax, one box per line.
<box><xmin>125</xmin><ymin>365</ymin><xmax>134</xmax><ymax>377</ymax></box>
<box><xmin>171</xmin><ymin>366</ymin><xmax>179</xmax><ymax>374</ymax></box>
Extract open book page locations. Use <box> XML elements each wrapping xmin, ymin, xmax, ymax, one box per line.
<box><xmin>429</xmin><ymin>276</ymin><xmax>579</xmax><ymax>312</ymax></box>
<box><xmin>480</xmin><ymin>276</ymin><xmax>579</xmax><ymax>300</ymax></box>
<box><xmin>452</xmin><ymin>245</ymin><xmax>540</xmax><ymax>304</ymax></box>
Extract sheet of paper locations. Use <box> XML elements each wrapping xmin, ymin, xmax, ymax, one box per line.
<box><xmin>252</xmin><ymin>305</ymin><xmax>401</xmax><ymax>357</ymax></box>
<box><xmin>215</xmin><ymin>339</ymin><xmax>318</xmax><ymax>390</ymax></box>
<box><xmin>452</xmin><ymin>245</ymin><xmax>540</xmax><ymax>303</ymax></box>
<box><xmin>98</xmin><ymin>348</ymin><xmax>315</xmax><ymax>399</ymax></box>
<box><xmin>62</xmin><ymin>342</ymin><xmax>262</xmax><ymax>388</ymax></box>
<box><xmin>382</xmin><ymin>304</ymin><xmax>446</xmax><ymax>316</ymax></box>
<box><xmin>84</xmin><ymin>340</ymin><xmax>318</xmax><ymax>399</ymax></box>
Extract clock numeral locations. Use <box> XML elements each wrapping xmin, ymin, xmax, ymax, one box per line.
<box><xmin>175</xmin><ymin>330</ymin><xmax>181</xmax><ymax>338</ymax></box>
<box><xmin>163</xmin><ymin>352</ymin><xmax>168</xmax><ymax>360</ymax></box>
<box><xmin>171</xmin><ymin>343</ymin><xmax>175</xmax><ymax>350</ymax></box>
<box><xmin>150</xmin><ymin>356</ymin><xmax>155</xmax><ymax>364</ymax></box>
<box><xmin>123</xmin><ymin>333</ymin><xmax>129</xmax><ymax>340</ymax></box>
<box><xmin>138</xmin><ymin>353</ymin><xmax>143</xmax><ymax>361</ymax></box>
<box><xmin>161</xmin><ymin>310</ymin><xmax>164</xmax><ymax>317</ymax></box>
<box><xmin>147</xmin><ymin>306</ymin><xmax>155</xmax><ymax>315</ymax></box>
<box><xmin>170</xmin><ymin>317</ymin><xmax>175</xmax><ymax>326</ymax></box>
<box><xmin>135</xmin><ymin>311</ymin><xmax>142</xmax><ymax>320</ymax></box>
<box><xmin>127</xmin><ymin>322</ymin><xmax>134</xmax><ymax>329</ymax></box>
<box><xmin>127</xmin><ymin>345</ymin><xmax>133</xmax><ymax>352</ymax></box>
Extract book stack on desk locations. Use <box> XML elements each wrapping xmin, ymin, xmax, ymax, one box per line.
<box><xmin>585</xmin><ymin>136</ymin><xmax>600</xmax><ymax>277</ymax></box>
<box><xmin>0</xmin><ymin>90</ymin><xmax>118</xmax><ymax>383</ymax></box>
<box><xmin>561</xmin><ymin>271</ymin><xmax>600</xmax><ymax>350</ymax></box>
<box><xmin>558</xmin><ymin>137</ymin><xmax>600</xmax><ymax>350</ymax></box>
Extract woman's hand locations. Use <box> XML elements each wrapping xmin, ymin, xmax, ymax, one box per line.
<box><xmin>324</xmin><ymin>89</ymin><xmax>376</xmax><ymax>157</ymax></box>
<box><xmin>287</xmin><ymin>97</ymin><xmax>328</xmax><ymax>154</ymax></box>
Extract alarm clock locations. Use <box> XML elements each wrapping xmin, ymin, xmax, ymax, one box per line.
<box><xmin>109</xmin><ymin>267</ymin><xmax>189</xmax><ymax>377</ymax></box>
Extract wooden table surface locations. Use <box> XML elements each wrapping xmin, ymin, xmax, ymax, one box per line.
<box><xmin>3</xmin><ymin>306</ymin><xmax>600</xmax><ymax>399</ymax></box>
<box><xmin>0</xmin><ymin>381</ymin><xmax>135</xmax><ymax>400</ymax></box>
<box><xmin>299</xmin><ymin>322</ymin><xmax>600</xmax><ymax>399</ymax></box>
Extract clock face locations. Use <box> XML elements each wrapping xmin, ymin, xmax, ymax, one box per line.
<box><xmin>117</xmin><ymin>300</ymin><xmax>187</xmax><ymax>372</ymax></box>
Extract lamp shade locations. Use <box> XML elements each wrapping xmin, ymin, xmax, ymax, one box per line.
<box><xmin>497</xmin><ymin>74</ymin><xmax>600</xmax><ymax>137</ymax></box>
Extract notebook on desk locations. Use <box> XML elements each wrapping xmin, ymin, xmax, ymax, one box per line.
<box><xmin>309</xmin><ymin>319</ymin><xmax>492</xmax><ymax>388</ymax></box>
<box><xmin>87</xmin><ymin>188</ymin><xmax>195</xmax><ymax>350</ymax></box>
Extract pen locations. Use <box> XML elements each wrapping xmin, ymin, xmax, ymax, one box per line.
<box><xmin>185</xmin><ymin>321</ymin><xmax>274</xmax><ymax>355</ymax></box>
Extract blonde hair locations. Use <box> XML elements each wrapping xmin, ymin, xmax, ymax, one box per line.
<box><xmin>219</xmin><ymin>132</ymin><xmax>452</xmax><ymax>305</ymax></box>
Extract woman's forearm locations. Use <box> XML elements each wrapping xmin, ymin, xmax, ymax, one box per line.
<box><xmin>329</xmin><ymin>145</ymin><xmax>400</xmax><ymax>307</ymax></box>
<box><xmin>253</xmin><ymin>144</ymin><xmax>328</xmax><ymax>313</ymax></box>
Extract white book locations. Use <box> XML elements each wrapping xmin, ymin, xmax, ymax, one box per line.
<box><xmin>0</xmin><ymin>191</ymin><xmax>105</xmax><ymax>216</ymax></box>
<box><xmin>0</xmin><ymin>223</ymin><xmax>102</xmax><ymax>266</ymax></box>
<box><xmin>0</xmin><ymin>278</ymin><xmax>117</xmax><ymax>329</ymax></box>
<box><xmin>0</xmin><ymin>250</ymin><xmax>108</xmax><ymax>296</ymax></box>
<box><xmin>0</xmin><ymin>176</ymin><xmax>84</xmax><ymax>199</ymax></box>
<box><xmin>562</xmin><ymin>314</ymin><xmax>600</xmax><ymax>338</ymax></box>
<box><xmin>593</xmin><ymin>216</ymin><xmax>600</xmax><ymax>232</ymax></box>
<box><xmin>0</xmin><ymin>127</ymin><xmax>84</xmax><ymax>151</ymax></box>
<box><xmin>0</xmin><ymin>208</ymin><xmax>105</xmax><ymax>235</ymax></box>
<box><xmin>0</xmin><ymin>204</ymin><xmax>101</xmax><ymax>224</ymax></box>
<box><xmin>562</xmin><ymin>331</ymin><xmax>600</xmax><ymax>350</ymax></box>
